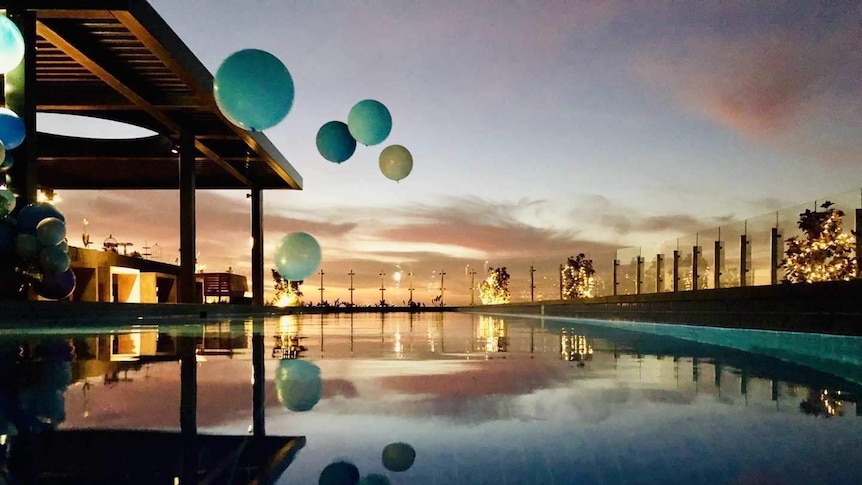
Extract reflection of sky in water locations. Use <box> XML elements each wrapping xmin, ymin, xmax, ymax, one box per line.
<box><xmin>20</xmin><ymin>313</ymin><xmax>862</xmax><ymax>484</ymax></box>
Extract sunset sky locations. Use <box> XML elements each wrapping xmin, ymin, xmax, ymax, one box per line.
<box><xmin>40</xmin><ymin>1</ymin><xmax>862</xmax><ymax>304</ymax></box>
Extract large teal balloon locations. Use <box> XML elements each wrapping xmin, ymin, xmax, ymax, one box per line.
<box><xmin>214</xmin><ymin>49</ymin><xmax>294</xmax><ymax>132</ymax></box>
<box><xmin>0</xmin><ymin>108</ymin><xmax>25</xmax><ymax>150</ymax></box>
<box><xmin>347</xmin><ymin>99</ymin><xmax>392</xmax><ymax>146</ymax></box>
<box><xmin>274</xmin><ymin>359</ymin><xmax>322</xmax><ymax>412</ymax></box>
<box><xmin>0</xmin><ymin>15</ymin><xmax>24</xmax><ymax>74</ymax></box>
<box><xmin>274</xmin><ymin>231</ymin><xmax>321</xmax><ymax>281</ymax></box>
<box><xmin>36</xmin><ymin>217</ymin><xmax>66</xmax><ymax>247</ymax></box>
<box><xmin>316</xmin><ymin>121</ymin><xmax>356</xmax><ymax>164</ymax></box>
<box><xmin>378</xmin><ymin>145</ymin><xmax>413</xmax><ymax>182</ymax></box>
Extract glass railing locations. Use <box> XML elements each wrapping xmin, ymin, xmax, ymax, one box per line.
<box><xmin>266</xmin><ymin>188</ymin><xmax>860</xmax><ymax>307</ymax></box>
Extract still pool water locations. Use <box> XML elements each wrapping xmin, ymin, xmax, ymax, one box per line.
<box><xmin>2</xmin><ymin>312</ymin><xmax>862</xmax><ymax>484</ymax></box>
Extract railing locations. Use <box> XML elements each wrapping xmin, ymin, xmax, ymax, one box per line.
<box><xmin>280</xmin><ymin>188</ymin><xmax>862</xmax><ymax>307</ymax></box>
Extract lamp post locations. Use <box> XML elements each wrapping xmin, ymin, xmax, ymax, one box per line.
<box><xmin>530</xmin><ymin>265</ymin><xmax>536</xmax><ymax>302</ymax></box>
<box><xmin>469</xmin><ymin>269</ymin><xmax>477</xmax><ymax>306</ymax></box>
<box><xmin>408</xmin><ymin>272</ymin><xmax>414</xmax><ymax>304</ymax></box>
<box><xmin>348</xmin><ymin>269</ymin><xmax>355</xmax><ymax>306</ymax></box>
<box><xmin>439</xmin><ymin>270</ymin><xmax>446</xmax><ymax>306</ymax></box>
<box><xmin>379</xmin><ymin>271</ymin><xmax>386</xmax><ymax>304</ymax></box>
<box><xmin>318</xmin><ymin>269</ymin><xmax>325</xmax><ymax>305</ymax></box>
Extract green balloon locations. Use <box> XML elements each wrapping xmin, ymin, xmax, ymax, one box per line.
<box><xmin>378</xmin><ymin>145</ymin><xmax>413</xmax><ymax>182</ymax></box>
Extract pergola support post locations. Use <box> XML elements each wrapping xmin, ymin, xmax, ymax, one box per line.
<box><xmin>251</xmin><ymin>187</ymin><xmax>264</xmax><ymax>306</ymax></box>
<box><xmin>178</xmin><ymin>132</ymin><xmax>196</xmax><ymax>303</ymax></box>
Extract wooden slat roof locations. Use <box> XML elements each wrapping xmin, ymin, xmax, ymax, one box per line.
<box><xmin>1</xmin><ymin>0</ymin><xmax>302</xmax><ymax>190</ymax></box>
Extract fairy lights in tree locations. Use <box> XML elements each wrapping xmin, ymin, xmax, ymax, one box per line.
<box><xmin>561</xmin><ymin>253</ymin><xmax>595</xmax><ymax>299</ymax></box>
<box><xmin>479</xmin><ymin>266</ymin><xmax>510</xmax><ymax>305</ymax></box>
<box><xmin>782</xmin><ymin>201</ymin><xmax>857</xmax><ymax>283</ymax></box>
<box><xmin>271</xmin><ymin>269</ymin><xmax>304</xmax><ymax>307</ymax></box>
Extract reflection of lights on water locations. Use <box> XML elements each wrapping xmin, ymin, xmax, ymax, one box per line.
<box><xmin>279</xmin><ymin>315</ymin><xmax>299</xmax><ymax>335</ymax></box>
<box><xmin>561</xmin><ymin>333</ymin><xmax>593</xmax><ymax>361</ymax></box>
<box><xmin>394</xmin><ymin>332</ymin><xmax>403</xmax><ymax>353</ymax></box>
<box><xmin>478</xmin><ymin>316</ymin><xmax>507</xmax><ymax>352</ymax></box>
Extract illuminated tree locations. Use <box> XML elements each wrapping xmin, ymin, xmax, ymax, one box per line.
<box><xmin>479</xmin><ymin>266</ymin><xmax>510</xmax><ymax>304</ymax></box>
<box><xmin>271</xmin><ymin>269</ymin><xmax>304</xmax><ymax>307</ymax></box>
<box><xmin>561</xmin><ymin>253</ymin><xmax>595</xmax><ymax>299</ymax></box>
<box><xmin>782</xmin><ymin>201</ymin><xmax>857</xmax><ymax>283</ymax></box>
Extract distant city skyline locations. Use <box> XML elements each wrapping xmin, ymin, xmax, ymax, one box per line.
<box><xmin>37</xmin><ymin>1</ymin><xmax>862</xmax><ymax>303</ymax></box>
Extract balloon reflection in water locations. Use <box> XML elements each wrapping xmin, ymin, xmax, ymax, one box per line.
<box><xmin>319</xmin><ymin>460</ymin><xmax>360</xmax><ymax>485</ymax></box>
<box><xmin>274</xmin><ymin>359</ymin><xmax>322</xmax><ymax>412</ymax></box>
<box><xmin>382</xmin><ymin>442</ymin><xmax>416</xmax><ymax>472</ymax></box>
<box><xmin>359</xmin><ymin>474</ymin><xmax>391</xmax><ymax>485</ymax></box>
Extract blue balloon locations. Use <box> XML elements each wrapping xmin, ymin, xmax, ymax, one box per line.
<box><xmin>0</xmin><ymin>151</ymin><xmax>13</xmax><ymax>173</ymax></box>
<box><xmin>33</xmin><ymin>268</ymin><xmax>76</xmax><ymax>300</ymax></box>
<box><xmin>17</xmin><ymin>202</ymin><xmax>65</xmax><ymax>234</ymax></box>
<box><xmin>382</xmin><ymin>442</ymin><xmax>416</xmax><ymax>472</ymax></box>
<box><xmin>36</xmin><ymin>217</ymin><xmax>66</xmax><ymax>247</ymax></box>
<box><xmin>0</xmin><ymin>15</ymin><xmax>24</xmax><ymax>74</ymax></box>
<box><xmin>316</xmin><ymin>121</ymin><xmax>356</xmax><ymax>164</ymax></box>
<box><xmin>0</xmin><ymin>108</ymin><xmax>24</xmax><ymax>150</ymax></box>
<box><xmin>40</xmin><ymin>245</ymin><xmax>71</xmax><ymax>274</ymax></box>
<box><xmin>348</xmin><ymin>99</ymin><xmax>392</xmax><ymax>146</ymax></box>
<box><xmin>274</xmin><ymin>359</ymin><xmax>322</xmax><ymax>412</ymax></box>
<box><xmin>15</xmin><ymin>233</ymin><xmax>40</xmax><ymax>259</ymax></box>
<box><xmin>319</xmin><ymin>461</ymin><xmax>359</xmax><ymax>485</ymax></box>
<box><xmin>214</xmin><ymin>49</ymin><xmax>294</xmax><ymax>132</ymax></box>
<box><xmin>274</xmin><ymin>231</ymin><xmax>321</xmax><ymax>281</ymax></box>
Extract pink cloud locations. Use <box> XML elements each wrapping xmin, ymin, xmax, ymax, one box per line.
<box><xmin>634</xmin><ymin>17</ymin><xmax>862</xmax><ymax>159</ymax></box>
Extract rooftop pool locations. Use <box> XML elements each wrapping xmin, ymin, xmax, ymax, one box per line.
<box><xmin>2</xmin><ymin>312</ymin><xmax>861</xmax><ymax>484</ymax></box>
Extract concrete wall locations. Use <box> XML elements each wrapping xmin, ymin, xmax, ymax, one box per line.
<box><xmin>460</xmin><ymin>279</ymin><xmax>862</xmax><ymax>336</ymax></box>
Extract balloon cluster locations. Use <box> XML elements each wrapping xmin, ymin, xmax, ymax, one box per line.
<box><xmin>0</xmin><ymin>198</ymin><xmax>76</xmax><ymax>300</ymax></box>
<box><xmin>316</xmin><ymin>99</ymin><xmax>414</xmax><ymax>182</ymax></box>
<box><xmin>317</xmin><ymin>442</ymin><xmax>416</xmax><ymax>485</ymax></box>
<box><xmin>0</xmin><ymin>15</ymin><xmax>25</xmax><ymax>75</ymax></box>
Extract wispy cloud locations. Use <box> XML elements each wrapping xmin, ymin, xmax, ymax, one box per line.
<box><xmin>633</xmin><ymin>4</ymin><xmax>862</xmax><ymax>163</ymax></box>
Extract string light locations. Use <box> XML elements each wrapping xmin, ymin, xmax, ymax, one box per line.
<box><xmin>479</xmin><ymin>267</ymin><xmax>510</xmax><ymax>304</ymax></box>
<box><xmin>782</xmin><ymin>202</ymin><xmax>857</xmax><ymax>283</ymax></box>
<box><xmin>562</xmin><ymin>254</ymin><xmax>595</xmax><ymax>299</ymax></box>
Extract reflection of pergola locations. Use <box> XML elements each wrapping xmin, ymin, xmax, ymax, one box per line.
<box><xmin>1</xmin><ymin>1</ymin><xmax>303</xmax><ymax>304</ymax></box>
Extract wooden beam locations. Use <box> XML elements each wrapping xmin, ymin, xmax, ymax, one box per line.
<box><xmin>194</xmin><ymin>140</ymin><xmax>251</xmax><ymax>187</ymax></box>
<box><xmin>114</xmin><ymin>7</ymin><xmax>302</xmax><ymax>189</ymax></box>
<box><xmin>35</xmin><ymin>20</ymin><xmax>182</xmax><ymax>134</ymax></box>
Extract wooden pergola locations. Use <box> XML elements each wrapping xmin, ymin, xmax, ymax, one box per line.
<box><xmin>0</xmin><ymin>0</ymin><xmax>303</xmax><ymax>305</ymax></box>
